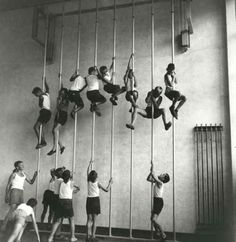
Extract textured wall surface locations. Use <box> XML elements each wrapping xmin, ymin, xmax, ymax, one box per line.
<box><xmin>0</xmin><ymin>0</ymin><xmax>230</xmax><ymax>234</ymax></box>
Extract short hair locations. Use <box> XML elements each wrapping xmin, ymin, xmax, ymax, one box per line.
<box><xmin>163</xmin><ymin>173</ymin><xmax>170</xmax><ymax>183</ymax></box>
<box><xmin>55</xmin><ymin>167</ymin><xmax>65</xmax><ymax>178</ymax></box>
<box><xmin>166</xmin><ymin>63</ymin><xmax>175</xmax><ymax>71</ymax></box>
<box><xmin>32</xmin><ymin>87</ymin><xmax>42</xmax><ymax>95</ymax></box>
<box><xmin>26</xmin><ymin>198</ymin><xmax>37</xmax><ymax>208</ymax></box>
<box><xmin>62</xmin><ymin>170</ymin><xmax>71</xmax><ymax>183</ymax></box>
<box><xmin>14</xmin><ymin>161</ymin><xmax>23</xmax><ymax>168</ymax></box>
<box><xmin>88</xmin><ymin>170</ymin><xmax>97</xmax><ymax>183</ymax></box>
<box><xmin>88</xmin><ymin>66</ymin><xmax>96</xmax><ymax>75</ymax></box>
<box><xmin>99</xmin><ymin>66</ymin><xmax>107</xmax><ymax>73</ymax></box>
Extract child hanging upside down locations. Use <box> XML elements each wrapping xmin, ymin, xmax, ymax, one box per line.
<box><xmin>126</xmin><ymin>86</ymin><xmax>172</xmax><ymax>130</ymax></box>
<box><xmin>164</xmin><ymin>63</ymin><xmax>186</xmax><ymax>119</ymax></box>
<box><xmin>147</xmin><ymin>162</ymin><xmax>170</xmax><ymax>241</ymax></box>
<box><xmin>68</xmin><ymin>71</ymin><xmax>87</xmax><ymax>119</ymax></box>
<box><xmin>86</xmin><ymin>66</ymin><xmax>106</xmax><ymax>117</ymax></box>
<box><xmin>98</xmin><ymin>57</ymin><xmax>126</xmax><ymax>106</ymax></box>
<box><xmin>32</xmin><ymin>80</ymin><xmax>52</xmax><ymax>149</ymax></box>
<box><xmin>86</xmin><ymin>160</ymin><xmax>112</xmax><ymax>242</ymax></box>
<box><xmin>47</xmin><ymin>87</ymin><xmax>69</xmax><ymax>156</ymax></box>
<box><xmin>7</xmin><ymin>198</ymin><xmax>40</xmax><ymax>242</ymax></box>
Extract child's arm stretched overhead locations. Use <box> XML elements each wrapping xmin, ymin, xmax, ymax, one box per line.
<box><xmin>109</xmin><ymin>57</ymin><xmax>115</xmax><ymax>73</ymax></box>
<box><xmin>44</xmin><ymin>80</ymin><xmax>49</xmax><ymax>93</ymax></box>
<box><xmin>25</xmin><ymin>171</ymin><xmax>38</xmax><ymax>185</ymax></box>
<box><xmin>31</xmin><ymin>212</ymin><xmax>40</xmax><ymax>242</ymax></box>
<box><xmin>147</xmin><ymin>162</ymin><xmax>154</xmax><ymax>183</ymax></box>
<box><xmin>127</xmin><ymin>53</ymin><xmax>134</xmax><ymax>70</ymax></box>
<box><xmin>5</xmin><ymin>173</ymin><xmax>15</xmax><ymax>203</ymax></box>
<box><xmin>87</xmin><ymin>160</ymin><xmax>93</xmax><ymax>178</ymax></box>
<box><xmin>98</xmin><ymin>178</ymin><xmax>113</xmax><ymax>192</ymax></box>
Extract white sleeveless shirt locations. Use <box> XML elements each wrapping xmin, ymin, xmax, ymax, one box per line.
<box><xmin>70</xmin><ymin>75</ymin><xmax>86</xmax><ymax>91</ymax></box>
<box><xmin>42</xmin><ymin>93</ymin><xmax>50</xmax><ymax>110</ymax></box>
<box><xmin>54</xmin><ymin>178</ymin><xmax>63</xmax><ymax>195</ymax></box>
<box><xmin>153</xmin><ymin>181</ymin><xmax>164</xmax><ymax>198</ymax></box>
<box><xmin>87</xmin><ymin>181</ymin><xmax>99</xmax><ymax>197</ymax></box>
<box><xmin>59</xmin><ymin>180</ymin><xmax>73</xmax><ymax>199</ymax></box>
<box><xmin>11</xmin><ymin>173</ymin><xmax>26</xmax><ymax>190</ymax></box>
<box><xmin>86</xmin><ymin>75</ymin><xmax>99</xmax><ymax>91</ymax></box>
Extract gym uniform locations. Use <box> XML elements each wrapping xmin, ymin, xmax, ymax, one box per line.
<box><xmin>9</xmin><ymin>172</ymin><xmax>26</xmax><ymax>205</ymax></box>
<box><xmin>38</xmin><ymin>92</ymin><xmax>51</xmax><ymax>124</ymax></box>
<box><xmin>125</xmin><ymin>77</ymin><xmax>138</xmax><ymax>102</ymax></box>
<box><xmin>69</xmin><ymin>75</ymin><xmax>86</xmax><ymax>108</ymax></box>
<box><xmin>56</xmin><ymin>180</ymin><xmax>74</xmax><ymax>218</ymax></box>
<box><xmin>55</xmin><ymin>97</ymin><xmax>69</xmax><ymax>126</ymax></box>
<box><xmin>52</xmin><ymin>178</ymin><xmax>63</xmax><ymax>219</ymax></box>
<box><xmin>164</xmin><ymin>73</ymin><xmax>181</xmax><ymax>100</ymax></box>
<box><xmin>100</xmin><ymin>72</ymin><xmax>122</xmax><ymax>94</ymax></box>
<box><xmin>145</xmin><ymin>88</ymin><xmax>162</xmax><ymax>119</ymax></box>
<box><xmin>153</xmin><ymin>179</ymin><xmax>164</xmax><ymax>216</ymax></box>
<box><xmin>12</xmin><ymin>203</ymin><xmax>34</xmax><ymax>226</ymax></box>
<box><xmin>42</xmin><ymin>179</ymin><xmax>55</xmax><ymax>207</ymax></box>
<box><xmin>86</xmin><ymin>75</ymin><xmax>106</xmax><ymax>103</ymax></box>
<box><xmin>86</xmin><ymin>181</ymin><xmax>101</xmax><ymax>215</ymax></box>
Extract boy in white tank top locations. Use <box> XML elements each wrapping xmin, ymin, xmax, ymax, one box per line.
<box><xmin>147</xmin><ymin>162</ymin><xmax>170</xmax><ymax>240</ymax></box>
<box><xmin>32</xmin><ymin>80</ymin><xmax>52</xmax><ymax>149</ymax></box>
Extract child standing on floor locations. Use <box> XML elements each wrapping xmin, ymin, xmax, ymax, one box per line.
<box><xmin>68</xmin><ymin>71</ymin><xmax>87</xmax><ymax>118</ymax></box>
<box><xmin>47</xmin><ymin>87</ymin><xmax>69</xmax><ymax>156</ymax></box>
<box><xmin>48</xmin><ymin>170</ymin><xmax>80</xmax><ymax>242</ymax></box>
<box><xmin>1</xmin><ymin>161</ymin><xmax>37</xmax><ymax>232</ymax></box>
<box><xmin>86</xmin><ymin>66</ymin><xmax>106</xmax><ymax>117</ymax></box>
<box><xmin>147</xmin><ymin>162</ymin><xmax>170</xmax><ymax>241</ymax></box>
<box><xmin>126</xmin><ymin>86</ymin><xmax>172</xmax><ymax>130</ymax></box>
<box><xmin>41</xmin><ymin>168</ymin><xmax>56</xmax><ymax>223</ymax></box>
<box><xmin>98</xmin><ymin>57</ymin><xmax>126</xmax><ymax>106</ymax></box>
<box><xmin>32</xmin><ymin>80</ymin><xmax>52</xmax><ymax>149</ymax></box>
<box><xmin>86</xmin><ymin>160</ymin><xmax>113</xmax><ymax>242</ymax></box>
<box><xmin>7</xmin><ymin>198</ymin><xmax>40</xmax><ymax>242</ymax></box>
<box><xmin>164</xmin><ymin>63</ymin><xmax>186</xmax><ymax>119</ymax></box>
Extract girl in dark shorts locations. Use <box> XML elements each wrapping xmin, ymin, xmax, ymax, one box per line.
<box><xmin>48</xmin><ymin>170</ymin><xmax>79</xmax><ymax>242</ymax></box>
<box><xmin>147</xmin><ymin>162</ymin><xmax>170</xmax><ymax>241</ymax></box>
<box><xmin>41</xmin><ymin>169</ymin><xmax>56</xmax><ymax>223</ymax></box>
<box><xmin>47</xmin><ymin>88</ymin><xmax>69</xmax><ymax>156</ymax></box>
<box><xmin>32</xmin><ymin>80</ymin><xmax>52</xmax><ymax>149</ymax></box>
<box><xmin>1</xmin><ymin>161</ymin><xmax>37</xmax><ymax>232</ymax></box>
<box><xmin>164</xmin><ymin>63</ymin><xmax>186</xmax><ymax>119</ymax></box>
<box><xmin>86</xmin><ymin>160</ymin><xmax>113</xmax><ymax>242</ymax></box>
<box><xmin>126</xmin><ymin>86</ymin><xmax>172</xmax><ymax>130</ymax></box>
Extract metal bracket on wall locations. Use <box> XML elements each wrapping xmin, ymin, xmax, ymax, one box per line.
<box><xmin>32</xmin><ymin>7</ymin><xmax>55</xmax><ymax>64</ymax></box>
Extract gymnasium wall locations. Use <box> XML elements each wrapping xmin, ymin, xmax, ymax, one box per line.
<box><xmin>0</xmin><ymin>0</ymin><xmax>230</xmax><ymax>234</ymax></box>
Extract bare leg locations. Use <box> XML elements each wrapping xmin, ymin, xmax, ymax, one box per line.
<box><xmin>1</xmin><ymin>204</ymin><xmax>17</xmax><ymax>231</ymax></box>
<box><xmin>160</xmin><ymin>109</ymin><xmax>172</xmax><ymax>130</ymax></box>
<box><xmin>41</xmin><ymin>204</ymin><xmax>48</xmax><ymax>223</ymax></box>
<box><xmin>16</xmin><ymin>222</ymin><xmax>27</xmax><ymax>242</ymax></box>
<box><xmin>48</xmin><ymin>219</ymin><xmax>60</xmax><ymax>242</ymax></box>
<box><xmin>175</xmin><ymin>95</ymin><xmax>186</xmax><ymax>112</ymax></box>
<box><xmin>126</xmin><ymin>107</ymin><xmax>138</xmax><ymax>130</ymax></box>
<box><xmin>33</xmin><ymin>121</ymin><xmax>41</xmax><ymax>142</ymax></box>
<box><xmin>91</xmin><ymin>214</ymin><xmax>97</xmax><ymax>239</ymax></box>
<box><xmin>48</xmin><ymin>205</ymin><xmax>54</xmax><ymax>224</ymax></box>
<box><xmin>7</xmin><ymin>222</ymin><xmax>23</xmax><ymax>242</ymax></box>
<box><xmin>86</xmin><ymin>214</ymin><xmax>92</xmax><ymax>240</ymax></box>
<box><xmin>151</xmin><ymin>213</ymin><xmax>166</xmax><ymax>239</ymax></box>
<box><xmin>68</xmin><ymin>217</ymin><xmax>77</xmax><ymax>241</ymax></box>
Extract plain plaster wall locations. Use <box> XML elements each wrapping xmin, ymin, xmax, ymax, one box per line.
<box><xmin>0</xmin><ymin>0</ymin><xmax>230</xmax><ymax>234</ymax></box>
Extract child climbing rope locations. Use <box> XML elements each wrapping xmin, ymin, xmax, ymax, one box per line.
<box><xmin>147</xmin><ymin>162</ymin><xmax>170</xmax><ymax>241</ymax></box>
<box><xmin>7</xmin><ymin>198</ymin><xmax>40</xmax><ymax>242</ymax></box>
<box><xmin>164</xmin><ymin>63</ymin><xmax>186</xmax><ymax>119</ymax></box>
<box><xmin>86</xmin><ymin>160</ymin><xmax>113</xmax><ymax>242</ymax></box>
<box><xmin>68</xmin><ymin>71</ymin><xmax>87</xmax><ymax>119</ymax></box>
<box><xmin>98</xmin><ymin>57</ymin><xmax>126</xmax><ymax>106</ymax></box>
<box><xmin>47</xmin><ymin>87</ymin><xmax>69</xmax><ymax>156</ymax></box>
<box><xmin>41</xmin><ymin>168</ymin><xmax>56</xmax><ymax>223</ymax></box>
<box><xmin>48</xmin><ymin>170</ymin><xmax>79</xmax><ymax>242</ymax></box>
<box><xmin>126</xmin><ymin>86</ymin><xmax>172</xmax><ymax>130</ymax></box>
<box><xmin>86</xmin><ymin>66</ymin><xmax>106</xmax><ymax>117</ymax></box>
<box><xmin>32</xmin><ymin>80</ymin><xmax>52</xmax><ymax>149</ymax></box>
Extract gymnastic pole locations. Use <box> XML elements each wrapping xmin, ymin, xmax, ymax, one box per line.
<box><xmin>90</xmin><ymin>0</ymin><xmax>98</xmax><ymax>170</ymax></box>
<box><xmin>109</xmin><ymin>0</ymin><xmax>116</xmax><ymax>237</ymax></box>
<box><xmin>150</xmin><ymin>0</ymin><xmax>155</xmax><ymax>239</ymax></box>
<box><xmin>171</xmin><ymin>0</ymin><xmax>176</xmax><ymax>241</ymax></box>
<box><xmin>36</xmin><ymin>11</ymin><xmax>49</xmax><ymax>215</ymax></box>
<box><xmin>55</xmin><ymin>1</ymin><xmax>65</xmax><ymax>169</ymax></box>
<box><xmin>129</xmin><ymin>0</ymin><xmax>135</xmax><ymax>238</ymax></box>
<box><xmin>72</xmin><ymin>0</ymin><xmax>82</xmax><ymax>176</ymax></box>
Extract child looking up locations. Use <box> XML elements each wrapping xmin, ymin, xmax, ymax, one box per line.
<box><xmin>32</xmin><ymin>80</ymin><xmax>52</xmax><ymax>149</ymax></box>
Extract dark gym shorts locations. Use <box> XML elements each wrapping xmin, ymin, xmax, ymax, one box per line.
<box><xmin>152</xmin><ymin>197</ymin><xmax>164</xmax><ymax>216</ymax></box>
<box><xmin>104</xmin><ymin>83</ymin><xmax>121</xmax><ymax>94</ymax></box>
<box><xmin>55</xmin><ymin>110</ymin><xmax>68</xmax><ymax>126</ymax></box>
<box><xmin>87</xmin><ymin>90</ymin><xmax>106</xmax><ymax>103</ymax></box>
<box><xmin>55</xmin><ymin>199</ymin><xmax>74</xmax><ymax>218</ymax></box>
<box><xmin>9</xmin><ymin>188</ymin><xmax>24</xmax><ymax>205</ymax></box>
<box><xmin>37</xmin><ymin>109</ymin><xmax>51</xmax><ymax>124</ymax></box>
<box><xmin>164</xmin><ymin>90</ymin><xmax>181</xmax><ymax>101</ymax></box>
<box><xmin>125</xmin><ymin>90</ymin><xmax>138</xmax><ymax>102</ymax></box>
<box><xmin>86</xmin><ymin>197</ymin><xmax>101</xmax><ymax>215</ymax></box>
<box><xmin>42</xmin><ymin>190</ymin><xmax>54</xmax><ymax>206</ymax></box>
<box><xmin>145</xmin><ymin>106</ymin><xmax>162</xmax><ymax>119</ymax></box>
<box><xmin>68</xmin><ymin>90</ymin><xmax>84</xmax><ymax>107</ymax></box>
